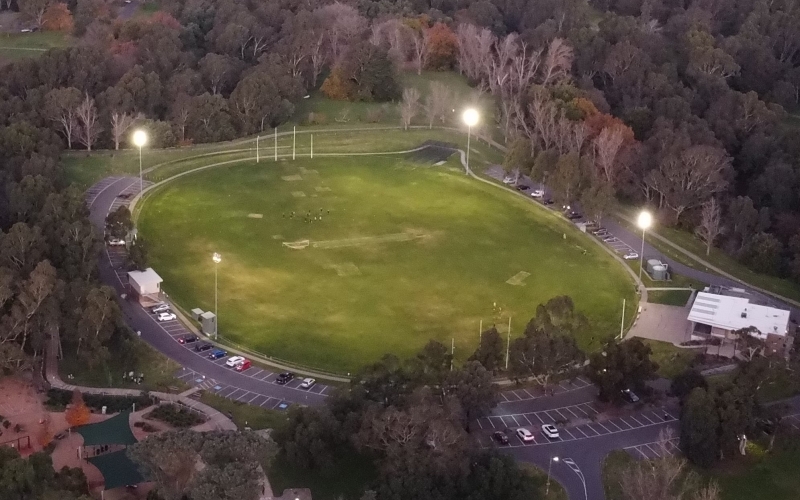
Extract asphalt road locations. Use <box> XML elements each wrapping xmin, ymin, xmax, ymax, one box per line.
<box><xmin>88</xmin><ymin>176</ymin><xmax>329</xmax><ymax>407</ymax></box>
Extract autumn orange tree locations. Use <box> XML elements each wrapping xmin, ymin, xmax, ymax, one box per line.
<box><xmin>320</xmin><ymin>67</ymin><xmax>355</xmax><ymax>101</ymax></box>
<box><xmin>425</xmin><ymin>23</ymin><xmax>458</xmax><ymax>70</ymax></box>
<box><xmin>65</xmin><ymin>390</ymin><xmax>90</xmax><ymax>428</ymax></box>
<box><xmin>42</xmin><ymin>3</ymin><xmax>73</xmax><ymax>32</ymax></box>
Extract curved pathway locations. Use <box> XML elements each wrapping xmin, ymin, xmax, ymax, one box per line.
<box><xmin>88</xmin><ymin>176</ymin><xmax>329</xmax><ymax>407</ymax></box>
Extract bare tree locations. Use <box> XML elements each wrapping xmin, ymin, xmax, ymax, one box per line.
<box><xmin>456</xmin><ymin>23</ymin><xmax>495</xmax><ymax>82</ymax></box>
<box><xmin>317</xmin><ymin>2</ymin><xmax>367</xmax><ymax>64</ymax></box>
<box><xmin>75</xmin><ymin>94</ymin><xmax>101</xmax><ymax>152</ymax></box>
<box><xmin>169</xmin><ymin>95</ymin><xmax>191</xmax><ymax>143</ymax></box>
<box><xmin>425</xmin><ymin>81</ymin><xmax>451</xmax><ymax>128</ymax></box>
<box><xmin>19</xmin><ymin>0</ymin><xmax>50</xmax><ymax>29</ymax></box>
<box><xmin>541</xmin><ymin>38</ymin><xmax>574</xmax><ymax>86</ymax></box>
<box><xmin>593</xmin><ymin>124</ymin><xmax>627</xmax><ymax>184</ymax></box>
<box><xmin>695</xmin><ymin>197</ymin><xmax>723</xmax><ymax>255</ymax></box>
<box><xmin>110</xmin><ymin>111</ymin><xmax>137</xmax><ymax>151</ymax></box>
<box><xmin>400</xmin><ymin>87</ymin><xmax>421</xmax><ymax>130</ymax></box>
<box><xmin>411</xmin><ymin>29</ymin><xmax>429</xmax><ymax>75</ymax></box>
<box><xmin>309</xmin><ymin>33</ymin><xmax>327</xmax><ymax>87</ymax></box>
<box><xmin>45</xmin><ymin>87</ymin><xmax>81</xmax><ymax>149</ymax></box>
<box><xmin>646</xmin><ymin>145</ymin><xmax>731</xmax><ymax>222</ymax></box>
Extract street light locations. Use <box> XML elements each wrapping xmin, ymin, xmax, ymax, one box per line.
<box><xmin>637</xmin><ymin>210</ymin><xmax>652</xmax><ymax>281</ymax></box>
<box><xmin>546</xmin><ymin>456</ymin><xmax>560</xmax><ymax>496</ymax></box>
<box><xmin>132</xmin><ymin>130</ymin><xmax>148</xmax><ymax>194</ymax></box>
<box><xmin>462</xmin><ymin>108</ymin><xmax>479</xmax><ymax>175</ymax></box>
<box><xmin>212</xmin><ymin>252</ymin><xmax>221</xmax><ymax>339</ymax></box>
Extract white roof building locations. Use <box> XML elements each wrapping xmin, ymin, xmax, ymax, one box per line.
<box><xmin>687</xmin><ymin>292</ymin><xmax>790</xmax><ymax>339</ymax></box>
<box><xmin>127</xmin><ymin>268</ymin><xmax>163</xmax><ymax>297</ymax></box>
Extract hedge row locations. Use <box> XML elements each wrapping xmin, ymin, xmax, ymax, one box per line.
<box><xmin>46</xmin><ymin>389</ymin><xmax>156</xmax><ymax>413</ymax></box>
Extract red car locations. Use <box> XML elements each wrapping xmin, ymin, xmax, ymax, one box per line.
<box><xmin>235</xmin><ymin>359</ymin><xmax>251</xmax><ymax>371</ymax></box>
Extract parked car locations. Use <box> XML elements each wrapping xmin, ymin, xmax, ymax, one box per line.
<box><xmin>235</xmin><ymin>359</ymin><xmax>251</xmax><ymax>371</ymax></box>
<box><xmin>195</xmin><ymin>343</ymin><xmax>213</xmax><ymax>352</ymax></box>
<box><xmin>208</xmin><ymin>349</ymin><xmax>227</xmax><ymax>360</ymax></box>
<box><xmin>157</xmin><ymin>312</ymin><xmax>176</xmax><ymax>321</ymax></box>
<box><xmin>117</xmin><ymin>193</ymin><xmax>132</xmax><ymax>199</ymax></box>
<box><xmin>542</xmin><ymin>199</ymin><xmax>554</xmax><ymax>205</ymax></box>
<box><xmin>566</xmin><ymin>212</ymin><xmax>583</xmax><ymax>220</ymax></box>
<box><xmin>516</xmin><ymin>427</ymin><xmax>535</xmax><ymax>443</ymax></box>
<box><xmin>151</xmin><ymin>304</ymin><xmax>170</xmax><ymax>314</ymax></box>
<box><xmin>108</xmin><ymin>238</ymin><xmax>126</xmax><ymax>246</ymax></box>
<box><xmin>178</xmin><ymin>334</ymin><xmax>198</xmax><ymax>344</ymax></box>
<box><xmin>541</xmin><ymin>424</ymin><xmax>560</xmax><ymax>439</ymax></box>
<box><xmin>225</xmin><ymin>356</ymin><xmax>245</xmax><ymax>367</ymax></box>
<box><xmin>530</xmin><ymin>189</ymin><xmax>545</xmax><ymax>198</ymax></box>
<box><xmin>492</xmin><ymin>431</ymin><xmax>509</xmax><ymax>445</ymax></box>
<box><xmin>591</xmin><ymin>228</ymin><xmax>608</xmax><ymax>235</ymax></box>
<box><xmin>515</xmin><ymin>184</ymin><xmax>530</xmax><ymax>191</ymax></box>
<box><xmin>276</xmin><ymin>372</ymin><xmax>294</xmax><ymax>385</ymax></box>
<box><xmin>621</xmin><ymin>388</ymin><xmax>640</xmax><ymax>403</ymax></box>
<box><xmin>300</xmin><ymin>377</ymin><xmax>316</xmax><ymax>389</ymax></box>
<box><xmin>623</xmin><ymin>251</ymin><xmax>639</xmax><ymax>260</ymax></box>
<box><xmin>502</xmin><ymin>176</ymin><xmax>514</xmax><ymax>184</ymax></box>
<box><xmin>602</xmin><ymin>235</ymin><xmax>617</xmax><ymax>242</ymax></box>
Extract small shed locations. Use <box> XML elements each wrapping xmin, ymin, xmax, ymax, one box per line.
<box><xmin>191</xmin><ymin>308</ymin><xmax>205</xmax><ymax>321</ymax></box>
<box><xmin>200</xmin><ymin>311</ymin><xmax>217</xmax><ymax>336</ymax></box>
<box><xmin>127</xmin><ymin>268</ymin><xmax>163</xmax><ymax>305</ymax></box>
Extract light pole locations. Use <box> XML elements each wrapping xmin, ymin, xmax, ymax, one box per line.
<box><xmin>637</xmin><ymin>210</ymin><xmax>652</xmax><ymax>280</ymax></box>
<box><xmin>462</xmin><ymin>108</ymin><xmax>479</xmax><ymax>175</ymax></box>
<box><xmin>212</xmin><ymin>252</ymin><xmax>221</xmax><ymax>339</ymax></box>
<box><xmin>546</xmin><ymin>456</ymin><xmax>559</xmax><ymax>496</ymax></box>
<box><xmin>132</xmin><ymin>130</ymin><xmax>147</xmax><ymax>194</ymax></box>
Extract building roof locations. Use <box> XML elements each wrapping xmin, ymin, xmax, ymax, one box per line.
<box><xmin>127</xmin><ymin>268</ymin><xmax>162</xmax><ymax>288</ymax></box>
<box><xmin>688</xmin><ymin>292</ymin><xmax>790</xmax><ymax>338</ymax></box>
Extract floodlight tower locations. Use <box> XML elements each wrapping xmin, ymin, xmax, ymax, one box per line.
<box><xmin>462</xmin><ymin>108</ymin><xmax>479</xmax><ymax>174</ymax></box>
<box><xmin>132</xmin><ymin>130</ymin><xmax>148</xmax><ymax>194</ymax></box>
<box><xmin>637</xmin><ymin>211</ymin><xmax>652</xmax><ymax>280</ymax></box>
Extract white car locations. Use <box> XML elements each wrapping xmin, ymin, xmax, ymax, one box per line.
<box><xmin>516</xmin><ymin>427</ymin><xmax>535</xmax><ymax>442</ymax></box>
<box><xmin>108</xmin><ymin>238</ymin><xmax>126</xmax><ymax>246</ymax></box>
<box><xmin>541</xmin><ymin>424</ymin><xmax>560</xmax><ymax>439</ymax></box>
<box><xmin>623</xmin><ymin>251</ymin><xmax>639</xmax><ymax>260</ymax></box>
<box><xmin>530</xmin><ymin>189</ymin><xmax>545</xmax><ymax>198</ymax></box>
<box><xmin>502</xmin><ymin>176</ymin><xmax>514</xmax><ymax>184</ymax></box>
<box><xmin>151</xmin><ymin>304</ymin><xmax>170</xmax><ymax>314</ymax></box>
<box><xmin>300</xmin><ymin>378</ymin><xmax>316</xmax><ymax>389</ymax></box>
<box><xmin>157</xmin><ymin>312</ymin><xmax>176</xmax><ymax>322</ymax></box>
<box><xmin>225</xmin><ymin>356</ymin><xmax>245</xmax><ymax>367</ymax></box>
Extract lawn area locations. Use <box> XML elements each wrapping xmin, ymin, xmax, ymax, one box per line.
<box><xmin>641</xmin><ymin>339</ymin><xmax>701</xmax><ymax>379</ymax></box>
<box><xmin>198</xmin><ymin>391</ymin><xmax>290</xmax><ymax>430</ymax></box>
<box><xmin>138</xmin><ymin>154</ymin><xmax>636</xmax><ymax>373</ymax></box>
<box><xmin>647</xmin><ymin>289</ymin><xmax>693</xmax><ymax>306</ymax></box>
<box><xmin>603</xmin><ymin>440</ymin><xmax>800</xmax><ymax>500</ymax></box>
<box><xmin>0</xmin><ymin>31</ymin><xmax>72</xmax><ymax>64</ymax></box>
<box><xmin>58</xmin><ymin>336</ymin><xmax>187</xmax><ymax>393</ymax></box>
<box><xmin>64</xmin><ymin>126</ymin><xmax>502</xmax><ymax>189</ymax></box>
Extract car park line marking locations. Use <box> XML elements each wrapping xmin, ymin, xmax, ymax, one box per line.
<box><xmin>531</xmin><ymin>412</ymin><xmax>545</xmax><ymax>424</ymax></box>
<box><xmin>564</xmin><ymin>407</ymin><xmax>582</xmax><ymax>419</ymax></box>
<box><xmin>628</xmin><ymin>415</ymin><xmax>644</xmax><ymax>426</ymax></box>
<box><xmin>584</xmin><ymin>424</ymin><xmax>602</xmax><ymax>436</ymax></box>
<box><xmin>522</xmin><ymin>389</ymin><xmax>534</xmax><ymax>398</ymax></box>
<box><xmin>248</xmin><ymin>369</ymin><xmax>263</xmax><ymax>378</ymax></box>
<box><xmin>270</xmin><ymin>399</ymin><xmax>284</xmax><ymax>409</ymax></box>
<box><xmin>562</xmin><ymin>428</ymin><xmax>577</xmax><ymax>440</ymax></box>
<box><xmin>227</xmin><ymin>388</ymin><xmax>245</xmax><ymax>399</ymax></box>
<box><xmin>595</xmin><ymin>421</ymin><xmax>613</xmax><ymax>433</ymax></box>
<box><xmin>573</xmin><ymin>426</ymin><xmax>589</xmax><ymax>437</ymax></box>
<box><xmin>320</xmin><ymin>386</ymin><xmax>329</xmax><ymax>395</ymax></box>
<box><xmin>638</xmin><ymin>413</ymin><xmax>655</xmax><ymax>424</ymax></box>
<box><xmin>486</xmin><ymin>418</ymin><xmax>495</xmax><ymax>428</ymax></box>
<box><xmin>604</xmin><ymin>420</ymin><xmax>623</xmax><ymax>431</ymax></box>
<box><xmin>510</xmin><ymin>415</ymin><xmax>520</xmax><ymax>426</ymax></box>
<box><xmin>217</xmin><ymin>387</ymin><xmax>235</xmax><ymax>397</ymax></box>
<box><xmin>520</xmin><ymin>414</ymin><xmax>533</xmax><ymax>426</ymax></box>
<box><xmin>236</xmin><ymin>391</ymin><xmax>251</xmax><ymax>402</ymax></box>
<box><xmin>477</xmin><ymin>419</ymin><xmax>483</xmax><ymax>430</ymax></box>
<box><xmin>617</xmin><ymin>417</ymin><xmax>634</xmax><ymax>429</ymax></box>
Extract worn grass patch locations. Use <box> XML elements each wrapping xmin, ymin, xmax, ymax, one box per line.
<box><xmin>139</xmin><ymin>156</ymin><xmax>635</xmax><ymax>373</ymax></box>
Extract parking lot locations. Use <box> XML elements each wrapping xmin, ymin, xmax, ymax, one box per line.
<box><xmin>624</xmin><ymin>437</ymin><xmax>680</xmax><ymax>459</ymax></box>
<box><xmin>587</xmin><ymin>225</ymin><xmax>639</xmax><ymax>260</ymax></box>
<box><xmin>478</xmin><ymin>405</ymin><xmax>678</xmax><ymax>448</ymax></box>
<box><xmin>498</xmin><ymin>376</ymin><xmax>592</xmax><ymax>403</ymax></box>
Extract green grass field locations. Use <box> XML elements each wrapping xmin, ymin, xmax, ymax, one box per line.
<box><xmin>138</xmin><ymin>154</ymin><xmax>635</xmax><ymax>373</ymax></box>
<box><xmin>0</xmin><ymin>31</ymin><xmax>72</xmax><ymax>64</ymax></box>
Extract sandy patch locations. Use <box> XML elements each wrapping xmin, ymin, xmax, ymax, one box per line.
<box><xmin>247</xmin><ymin>213</ymin><xmax>263</xmax><ymax>219</ymax></box>
<box><xmin>291</xmin><ymin>191</ymin><xmax>306</xmax><ymax>198</ymax></box>
<box><xmin>282</xmin><ymin>175</ymin><xmax>302</xmax><ymax>181</ymax></box>
<box><xmin>506</xmin><ymin>271</ymin><xmax>531</xmax><ymax>286</ymax></box>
